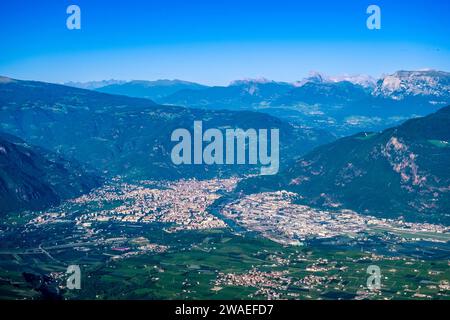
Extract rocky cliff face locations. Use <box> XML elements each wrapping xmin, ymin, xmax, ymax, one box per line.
<box><xmin>373</xmin><ymin>70</ymin><xmax>450</xmax><ymax>101</ymax></box>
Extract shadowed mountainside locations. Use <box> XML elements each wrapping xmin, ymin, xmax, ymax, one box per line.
<box><xmin>0</xmin><ymin>132</ymin><xmax>101</xmax><ymax>215</ymax></box>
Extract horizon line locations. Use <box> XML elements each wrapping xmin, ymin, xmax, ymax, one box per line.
<box><xmin>2</xmin><ymin>68</ymin><xmax>449</xmax><ymax>88</ymax></box>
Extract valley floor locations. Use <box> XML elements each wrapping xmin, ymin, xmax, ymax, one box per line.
<box><xmin>0</xmin><ymin>178</ymin><xmax>449</xmax><ymax>300</ymax></box>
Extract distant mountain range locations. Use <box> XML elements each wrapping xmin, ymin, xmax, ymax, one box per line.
<box><xmin>64</xmin><ymin>79</ymin><xmax>126</xmax><ymax>90</ymax></box>
<box><xmin>291</xmin><ymin>72</ymin><xmax>377</xmax><ymax>89</ymax></box>
<box><xmin>69</xmin><ymin>70</ymin><xmax>450</xmax><ymax>136</ymax></box>
<box><xmin>239</xmin><ymin>105</ymin><xmax>450</xmax><ymax>225</ymax></box>
<box><xmin>0</xmin><ymin>132</ymin><xmax>100</xmax><ymax>215</ymax></box>
<box><xmin>0</xmin><ymin>77</ymin><xmax>332</xmax><ymax>182</ymax></box>
<box><xmin>2</xmin><ymin>74</ymin><xmax>449</xmax><ymax>223</ymax></box>
<box><xmin>373</xmin><ymin>70</ymin><xmax>450</xmax><ymax>100</ymax></box>
<box><xmin>161</xmin><ymin>70</ymin><xmax>450</xmax><ymax>136</ymax></box>
<box><xmin>95</xmin><ymin>80</ymin><xmax>208</xmax><ymax>100</ymax></box>
<box><xmin>162</xmin><ymin>79</ymin><xmax>295</xmax><ymax>111</ymax></box>
<box><xmin>65</xmin><ymin>79</ymin><xmax>207</xmax><ymax>99</ymax></box>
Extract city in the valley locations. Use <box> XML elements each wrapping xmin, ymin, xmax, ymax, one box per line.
<box><xmin>0</xmin><ymin>177</ymin><xmax>449</xmax><ymax>300</ymax></box>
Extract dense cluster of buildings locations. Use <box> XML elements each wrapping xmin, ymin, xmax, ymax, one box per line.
<box><xmin>221</xmin><ymin>191</ymin><xmax>449</xmax><ymax>244</ymax></box>
<box><xmin>33</xmin><ymin>178</ymin><xmax>240</xmax><ymax>233</ymax></box>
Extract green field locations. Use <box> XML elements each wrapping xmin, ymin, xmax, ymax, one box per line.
<box><xmin>1</xmin><ymin>223</ymin><xmax>449</xmax><ymax>300</ymax></box>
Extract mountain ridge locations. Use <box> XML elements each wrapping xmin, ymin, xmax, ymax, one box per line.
<box><xmin>0</xmin><ymin>132</ymin><xmax>101</xmax><ymax>215</ymax></box>
<box><xmin>95</xmin><ymin>79</ymin><xmax>208</xmax><ymax>100</ymax></box>
<box><xmin>238</xmin><ymin>105</ymin><xmax>450</xmax><ymax>225</ymax></box>
<box><xmin>0</xmin><ymin>77</ymin><xmax>333</xmax><ymax>181</ymax></box>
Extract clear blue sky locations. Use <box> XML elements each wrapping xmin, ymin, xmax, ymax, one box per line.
<box><xmin>0</xmin><ymin>0</ymin><xmax>448</xmax><ymax>85</ymax></box>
